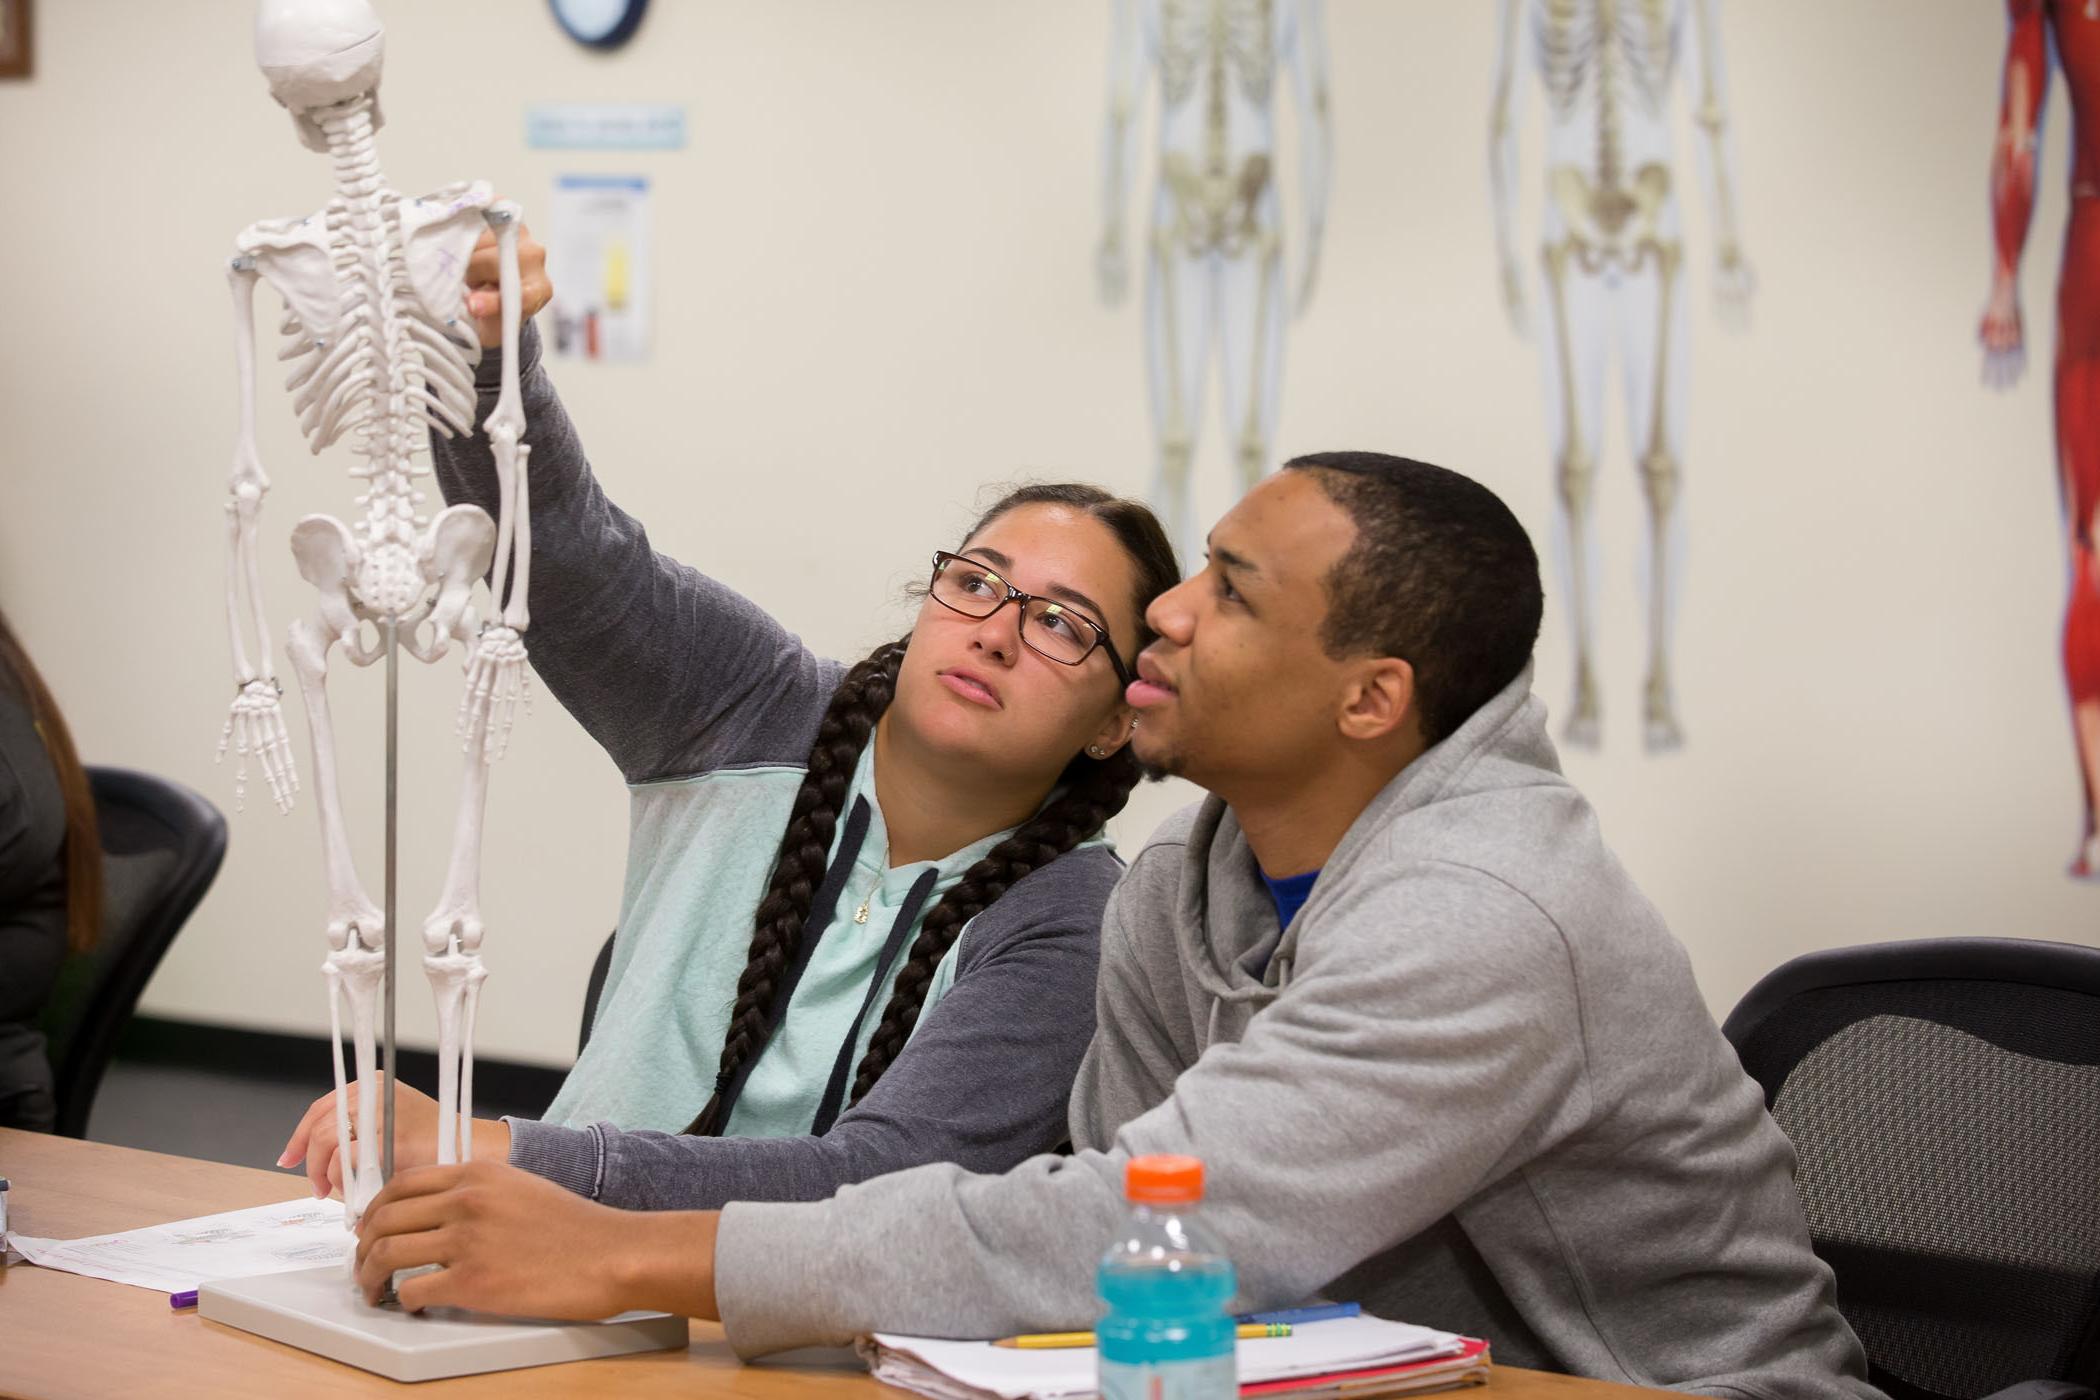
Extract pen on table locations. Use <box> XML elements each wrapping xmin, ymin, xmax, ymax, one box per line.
<box><xmin>992</xmin><ymin>1323</ymin><xmax>1291</xmax><ymax>1350</ymax></box>
<box><xmin>1236</xmin><ymin>1301</ymin><xmax>1361</xmax><ymax>1326</ymax></box>
<box><xmin>170</xmin><ymin>1290</ymin><xmax>199</xmax><ymax>1309</ymax></box>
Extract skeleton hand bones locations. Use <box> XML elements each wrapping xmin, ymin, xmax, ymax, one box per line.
<box><xmin>217</xmin><ymin>348</ymin><xmax>301</xmax><ymax>814</ymax></box>
<box><xmin>446</xmin><ymin>207</ymin><xmax>543</xmax><ymax>764</ymax></box>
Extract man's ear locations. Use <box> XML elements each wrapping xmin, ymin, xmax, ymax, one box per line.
<box><xmin>1085</xmin><ymin>702</ymin><xmax>1139</xmax><ymax>760</ymax></box>
<box><xmin>1337</xmin><ymin>658</ymin><xmax>1416</xmax><ymax>743</ymax></box>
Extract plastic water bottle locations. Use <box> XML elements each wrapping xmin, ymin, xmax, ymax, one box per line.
<box><xmin>1096</xmin><ymin>1154</ymin><xmax>1237</xmax><ymax>1400</ymax></box>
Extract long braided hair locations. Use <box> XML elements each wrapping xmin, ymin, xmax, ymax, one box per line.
<box><xmin>0</xmin><ymin>607</ymin><xmax>100</xmax><ymax>954</ymax></box>
<box><xmin>686</xmin><ymin>484</ymin><xmax>1178</xmax><ymax>1136</ymax></box>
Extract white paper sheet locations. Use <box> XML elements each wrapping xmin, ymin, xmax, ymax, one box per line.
<box><xmin>862</xmin><ymin>1315</ymin><xmax>1467</xmax><ymax>1400</ymax></box>
<box><xmin>11</xmin><ymin>1196</ymin><xmax>349</xmax><ymax>1294</ymax></box>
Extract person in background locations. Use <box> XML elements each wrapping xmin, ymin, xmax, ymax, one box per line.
<box><xmin>0</xmin><ymin>607</ymin><xmax>100</xmax><ymax>1132</ymax></box>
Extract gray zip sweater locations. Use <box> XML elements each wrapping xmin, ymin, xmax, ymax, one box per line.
<box><xmin>427</xmin><ymin>323</ymin><xmax>1121</xmax><ymax>1209</ymax></box>
<box><xmin>715</xmin><ymin>667</ymin><xmax>1878</xmax><ymax>1400</ymax></box>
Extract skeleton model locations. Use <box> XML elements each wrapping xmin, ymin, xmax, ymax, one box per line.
<box><xmin>215</xmin><ymin>0</ymin><xmax>532</xmax><ymax>1222</ymax></box>
<box><xmin>1097</xmin><ymin>0</ymin><xmax>1331</xmax><ymax>568</ymax></box>
<box><xmin>1980</xmin><ymin>0</ymin><xmax>2100</xmax><ymax>879</ymax></box>
<box><xmin>1490</xmin><ymin>0</ymin><xmax>1751</xmax><ymax>752</ymax></box>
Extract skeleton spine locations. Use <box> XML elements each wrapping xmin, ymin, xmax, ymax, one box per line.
<box><xmin>319</xmin><ymin>97</ymin><xmax>426</xmax><ymax>619</ymax></box>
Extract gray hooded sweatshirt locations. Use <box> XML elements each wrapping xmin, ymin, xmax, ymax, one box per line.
<box><xmin>715</xmin><ymin>667</ymin><xmax>1878</xmax><ymax>1400</ymax></box>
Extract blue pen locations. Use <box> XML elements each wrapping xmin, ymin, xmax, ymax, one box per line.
<box><xmin>1236</xmin><ymin>1301</ymin><xmax>1361</xmax><ymax>1327</ymax></box>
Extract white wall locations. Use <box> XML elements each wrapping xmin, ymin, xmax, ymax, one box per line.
<box><xmin>0</xmin><ymin>1</ymin><xmax>2090</xmax><ymax>1070</ymax></box>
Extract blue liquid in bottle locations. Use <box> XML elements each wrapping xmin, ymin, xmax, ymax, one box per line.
<box><xmin>1096</xmin><ymin>1156</ymin><xmax>1238</xmax><ymax>1400</ymax></box>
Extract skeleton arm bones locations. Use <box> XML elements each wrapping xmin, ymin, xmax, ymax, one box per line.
<box><xmin>216</xmin><ymin>256</ymin><xmax>300</xmax><ymax>814</ymax></box>
<box><xmin>1487</xmin><ymin>0</ymin><xmax>1531</xmax><ymax>335</ymax></box>
<box><xmin>1095</xmin><ymin>0</ymin><xmax>1148</xmax><ymax>305</ymax></box>
<box><xmin>457</xmin><ymin>201</ymin><xmax>535</xmax><ymax>764</ymax></box>
<box><xmin>1286</xmin><ymin>0</ymin><xmax>1333</xmax><ymax>314</ymax></box>
<box><xmin>1684</xmin><ymin>0</ymin><xmax>1754</xmax><ymax>319</ymax></box>
<box><xmin>1982</xmin><ymin>0</ymin><xmax>2050</xmax><ymax>388</ymax></box>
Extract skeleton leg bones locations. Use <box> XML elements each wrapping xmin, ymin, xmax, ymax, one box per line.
<box><xmin>322</xmin><ymin>943</ymin><xmax>384</xmax><ymax>1220</ymax></box>
<box><xmin>1632</xmin><ymin>238</ymin><xmax>1689</xmax><ymax>753</ymax></box>
<box><xmin>287</xmin><ymin>614</ymin><xmax>388</xmax><ymax>1219</ymax></box>
<box><xmin>424</xmin><ymin>663</ymin><xmax>496</xmax><ymax>1165</ymax></box>
<box><xmin>1219</xmin><ymin>225</ymin><xmax>1285</xmax><ymax>496</ymax></box>
<box><xmin>1145</xmin><ymin>222</ymin><xmax>1213</xmax><ymax>570</ymax></box>
<box><xmin>1541</xmin><ymin>238</ymin><xmax>1609</xmax><ymax>749</ymax></box>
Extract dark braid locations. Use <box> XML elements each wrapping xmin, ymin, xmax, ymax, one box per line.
<box><xmin>686</xmin><ymin>637</ymin><xmax>910</xmax><ymax>1136</ymax></box>
<box><xmin>846</xmin><ymin>746</ymin><xmax>1140</xmax><ymax>1105</ymax></box>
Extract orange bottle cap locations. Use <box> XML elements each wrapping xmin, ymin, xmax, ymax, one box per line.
<box><xmin>1126</xmin><ymin>1154</ymin><xmax>1204</xmax><ymax>1205</ymax></box>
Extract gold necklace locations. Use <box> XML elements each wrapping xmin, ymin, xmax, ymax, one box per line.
<box><xmin>852</xmin><ymin>856</ymin><xmax>889</xmax><ymax>924</ymax></box>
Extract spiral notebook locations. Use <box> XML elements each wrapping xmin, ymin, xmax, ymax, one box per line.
<box><xmin>857</xmin><ymin>1314</ymin><xmax>1491</xmax><ymax>1400</ymax></box>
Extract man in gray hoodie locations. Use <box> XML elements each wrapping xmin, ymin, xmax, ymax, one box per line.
<box><xmin>355</xmin><ymin>452</ymin><xmax>1876</xmax><ymax>1400</ymax></box>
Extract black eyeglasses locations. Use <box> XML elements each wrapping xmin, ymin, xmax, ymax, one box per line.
<box><xmin>927</xmin><ymin>552</ymin><xmax>1133</xmax><ymax>687</ymax></box>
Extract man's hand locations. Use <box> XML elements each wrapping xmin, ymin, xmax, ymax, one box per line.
<box><xmin>278</xmin><ymin>1075</ymin><xmax>510</xmax><ymax>1199</ymax></box>
<box><xmin>464</xmin><ymin>223</ymin><xmax>553</xmax><ymax>350</ymax></box>
<box><xmin>353</xmin><ymin>1161</ymin><xmax>722</xmax><ymax>1321</ymax></box>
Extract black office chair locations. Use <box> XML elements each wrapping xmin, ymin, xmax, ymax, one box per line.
<box><xmin>1723</xmin><ymin>938</ymin><xmax>2100</xmax><ymax>1400</ymax></box>
<box><xmin>41</xmin><ymin>767</ymin><xmax>228</xmax><ymax>1138</ymax></box>
<box><xmin>577</xmin><ymin>928</ymin><xmax>616</xmax><ymax>1056</ymax></box>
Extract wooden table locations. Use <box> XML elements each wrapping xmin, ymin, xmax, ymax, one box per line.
<box><xmin>0</xmin><ymin>1129</ymin><xmax>1663</xmax><ymax>1400</ymax></box>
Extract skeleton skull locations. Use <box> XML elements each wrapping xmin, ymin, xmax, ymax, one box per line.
<box><xmin>254</xmin><ymin>0</ymin><xmax>387</xmax><ymax>153</ymax></box>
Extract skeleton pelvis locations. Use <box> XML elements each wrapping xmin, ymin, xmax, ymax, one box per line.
<box><xmin>1549</xmin><ymin>162</ymin><xmax>1671</xmax><ymax>250</ymax></box>
<box><xmin>1160</xmin><ymin>151</ymin><xmax>1273</xmax><ymax>256</ymax></box>
<box><xmin>291</xmin><ymin>507</ymin><xmax>496</xmax><ymax>630</ymax></box>
<box><xmin>355</xmin><ymin>542</ymin><xmax>426</xmax><ymax>618</ymax></box>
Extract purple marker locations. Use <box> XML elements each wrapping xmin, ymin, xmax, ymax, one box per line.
<box><xmin>170</xmin><ymin>1290</ymin><xmax>199</xmax><ymax>1309</ymax></box>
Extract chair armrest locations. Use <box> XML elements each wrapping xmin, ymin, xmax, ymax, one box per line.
<box><xmin>1982</xmin><ymin>1383</ymin><xmax>2096</xmax><ymax>1400</ymax></box>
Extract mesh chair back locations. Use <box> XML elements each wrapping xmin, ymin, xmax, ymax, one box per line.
<box><xmin>41</xmin><ymin>767</ymin><xmax>227</xmax><ymax>1137</ymax></box>
<box><xmin>1724</xmin><ymin>939</ymin><xmax>2100</xmax><ymax>1400</ymax></box>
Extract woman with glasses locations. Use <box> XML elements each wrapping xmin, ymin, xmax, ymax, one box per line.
<box><xmin>282</xmin><ymin>230</ymin><xmax>1180</xmax><ymax>1214</ymax></box>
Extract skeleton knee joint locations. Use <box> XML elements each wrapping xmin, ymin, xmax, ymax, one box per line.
<box><xmin>1640</xmin><ymin>448</ymin><xmax>1682</xmax><ymax>518</ymax></box>
<box><xmin>1556</xmin><ymin>451</ymin><xmax>1597</xmax><ymax>516</ymax></box>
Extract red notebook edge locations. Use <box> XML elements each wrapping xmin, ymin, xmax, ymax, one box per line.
<box><xmin>1238</xmin><ymin>1336</ymin><xmax>1493</xmax><ymax>1398</ymax></box>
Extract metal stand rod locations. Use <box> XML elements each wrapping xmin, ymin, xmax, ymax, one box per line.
<box><xmin>382</xmin><ymin>618</ymin><xmax>398</xmax><ymax>1183</ymax></box>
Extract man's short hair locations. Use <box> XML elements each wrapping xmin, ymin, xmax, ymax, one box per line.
<box><xmin>1284</xmin><ymin>452</ymin><xmax>1543</xmax><ymax>747</ymax></box>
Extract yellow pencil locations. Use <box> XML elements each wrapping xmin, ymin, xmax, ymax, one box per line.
<box><xmin>992</xmin><ymin>1323</ymin><xmax>1292</xmax><ymax>1349</ymax></box>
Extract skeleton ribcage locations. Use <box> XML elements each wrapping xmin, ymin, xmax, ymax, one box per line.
<box><xmin>273</xmin><ymin>192</ymin><xmax>480</xmax><ymax>461</ymax></box>
<box><xmin>243</xmin><ymin>160</ymin><xmax>489</xmax><ymax>619</ymax></box>
<box><xmin>1158</xmin><ymin>0</ymin><xmax>1276</xmax><ymax>108</ymax></box>
<box><xmin>1535</xmin><ymin>0</ymin><xmax>1677</xmax><ymax>144</ymax></box>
